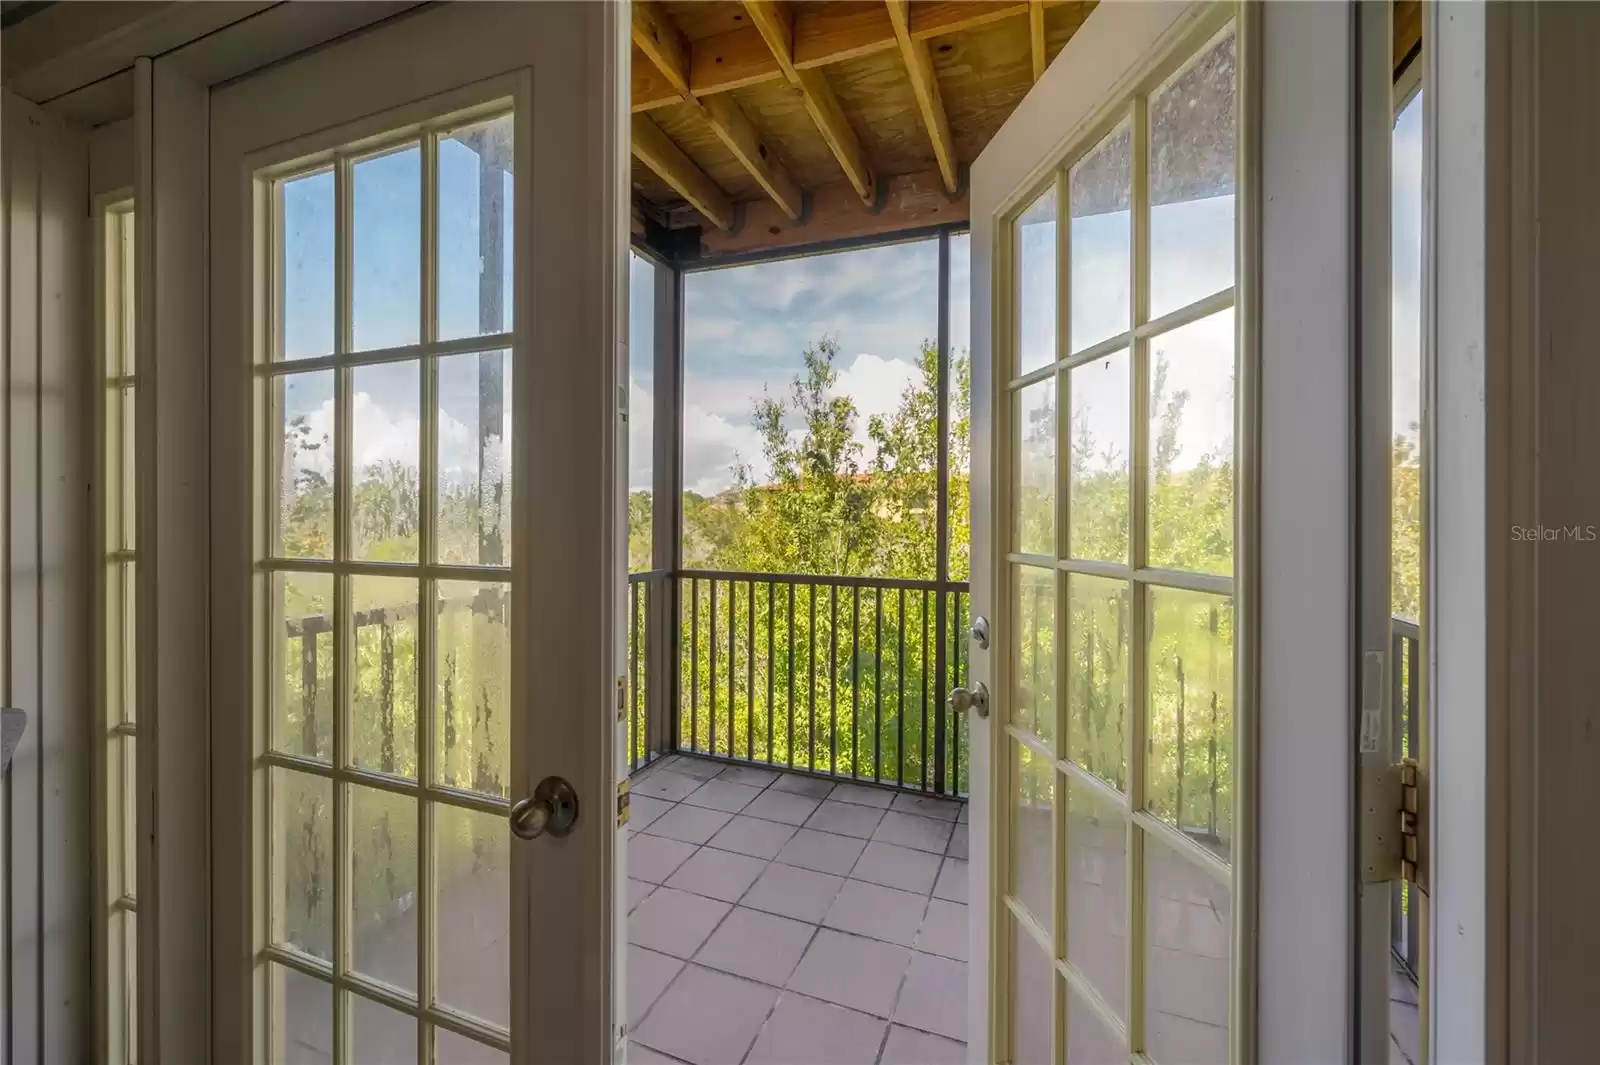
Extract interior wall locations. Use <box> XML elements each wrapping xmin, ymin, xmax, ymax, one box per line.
<box><xmin>0</xmin><ymin>88</ymin><xmax>92</xmax><ymax>1065</ymax></box>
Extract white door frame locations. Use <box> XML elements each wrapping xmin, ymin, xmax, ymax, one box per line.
<box><xmin>969</xmin><ymin>2</ymin><xmax>1384</xmax><ymax>1060</ymax></box>
<box><xmin>205</xmin><ymin>5</ymin><xmax>627</xmax><ymax>1062</ymax></box>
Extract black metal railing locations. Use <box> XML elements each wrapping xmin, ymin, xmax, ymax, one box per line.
<box><xmin>1391</xmin><ymin>615</ymin><xmax>1421</xmax><ymax>981</ymax></box>
<box><xmin>628</xmin><ymin>569</ymin><xmax>970</xmax><ymax>796</ymax></box>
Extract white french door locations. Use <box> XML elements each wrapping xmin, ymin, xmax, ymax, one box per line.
<box><xmin>967</xmin><ymin>4</ymin><xmax>1250</xmax><ymax>1062</ymax></box>
<box><xmin>205</xmin><ymin>5</ymin><xmax>627</xmax><ymax>1063</ymax></box>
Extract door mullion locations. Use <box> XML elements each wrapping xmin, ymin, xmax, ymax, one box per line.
<box><xmin>1051</xmin><ymin>163</ymin><xmax>1071</xmax><ymax>1065</ymax></box>
<box><xmin>417</xmin><ymin>128</ymin><xmax>440</xmax><ymax>1065</ymax></box>
<box><xmin>1126</xmin><ymin>89</ymin><xmax>1151</xmax><ymax>1062</ymax></box>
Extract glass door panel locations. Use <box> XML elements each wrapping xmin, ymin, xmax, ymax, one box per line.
<box><xmin>997</xmin><ymin>14</ymin><xmax>1240</xmax><ymax>1063</ymax></box>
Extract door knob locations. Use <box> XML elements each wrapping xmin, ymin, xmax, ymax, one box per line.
<box><xmin>949</xmin><ymin>682</ymin><xmax>989</xmax><ymax>718</ymax></box>
<box><xmin>969</xmin><ymin>616</ymin><xmax>990</xmax><ymax>650</ymax></box>
<box><xmin>510</xmin><ymin>776</ymin><xmax>580</xmax><ymax>840</ymax></box>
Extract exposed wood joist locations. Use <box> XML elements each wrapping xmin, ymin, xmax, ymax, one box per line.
<box><xmin>743</xmin><ymin>0</ymin><xmax>876</xmax><ymax>204</ymax></box>
<box><xmin>1029</xmin><ymin>0</ymin><xmax>1046</xmax><ymax>81</ymax></box>
<box><xmin>632</xmin><ymin>0</ymin><xmax>805</xmax><ymax>221</ymax></box>
<box><xmin>632</xmin><ymin>0</ymin><xmax>1076</xmax><ymax>113</ymax></box>
<box><xmin>886</xmin><ymin>0</ymin><xmax>958</xmax><ymax>195</ymax></box>
<box><xmin>674</xmin><ymin>168</ymin><xmax>966</xmax><ymax>259</ymax></box>
<box><xmin>631</xmin><ymin>114</ymin><xmax>735</xmax><ymax>231</ymax></box>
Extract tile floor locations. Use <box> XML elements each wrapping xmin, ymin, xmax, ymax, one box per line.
<box><xmin>626</xmin><ymin>754</ymin><xmax>970</xmax><ymax>1065</ymax></box>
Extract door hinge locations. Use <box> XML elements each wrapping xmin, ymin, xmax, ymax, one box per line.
<box><xmin>616</xmin><ymin>674</ymin><xmax>627</xmax><ymax>721</ymax></box>
<box><xmin>1359</xmin><ymin>756</ymin><xmax>1429</xmax><ymax>895</ymax></box>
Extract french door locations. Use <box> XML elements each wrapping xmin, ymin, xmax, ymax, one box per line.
<box><xmin>967</xmin><ymin>3</ymin><xmax>1250</xmax><ymax>1062</ymax></box>
<box><xmin>205</xmin><ymin>5</ymin><xmax>627</xmax><ymax>1063</ymax></box>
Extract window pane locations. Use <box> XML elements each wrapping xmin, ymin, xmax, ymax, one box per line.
<box><xmin>350</xmin><ymin>786</ymin><xmax>417</xmax><ymax>993</ymax></box>
<box><xmin>273</xmin><ymin>965</ymin><xmax>332</xmax><ymax>1065</ymax></box>
<box><xmin>351</xmin><ymin>994</ymin><xmax>417</xmax><ymax>1065</ymax></box>
<box><xmin>1065</xmin><ymin>778</ymin><xmax>1126</xmax><ymax>1019</ymax></box>
<box><xmin>436</xmin><ymin>805</ymin><xmax>509</xmax><ymax>1028</ymax></box>
<box><xmin>1015</xmin><ymin>377</ymin><xmax>1056</xmax><ymax>556</ymax></box>
<box><xmin>353</xmin><ymin>144</ymin><xmax>422</xmax><ymax>351</ymax></box>
<box><xmin>1145</xmin><ymin>587</ymin><xmax>1233</xmax><ymax>860</ymax></box>
<box><xmin>109</xmin><ymin>560</ymin><xmax>137</xmax><ymax>726</ymax></box>
<box><xmin>115</xmin><ymin>209</ymin><xmax>137</xmax><ymax>376</ymax></box>
<box><xmin>271</xmin><ymin>769</ymin><xmax>332</xmax><ymax>960</ymax></box>
<box><xmin>1067</xmin><ymin>349</ymin><xmax>1129</xmax><ymax>563</ymax></box>
<box><xmin>436</xmin><ymin>1030</ymin><xmax>508</xmax><ymax>1065</ymax></box>
<box><xmin>350</xmin><ymin>576</ymin><xmax>419</xmax><ymax>779</ymax></box>
<box><xmin>435</xmin><ymin>581</ymin><xmax>510</xmax><ymax>798</ymax></box>
<box><xmin>948</xmin><ymin>232</ymin><xmax>972</xmax><ymax>581</ymax></box>
<box><xmin>352</xmin><ymin>361</ymin><xmax>421</xmax><ymax>562</ymax></box>
<box><xmin>437</xmin><ymin>351</ymin><xmax>511</xmax><ymax>567</ymax></box>
<box><xmin>273</xmin><ymin>571</ymin><xmax>334</xmax><ymax>762</ymax></box>
<box><xmin>629</xmin><ymin>252</ymin><xmax>655</xmax><ymax>573</ymax></box>
<box><xmin>438</xmin><ymin>115</ymin><xmax>514</xmax><ymax>341</ymax></box>
<box><xmin>1010</xmin><ymin>740</ymin><xmax>1054</xmax><ymax>933</ymax></box>
<box><xmin>120</xmin><ymin>736</ymin><xmax>137</xmax><ymax>898</ymax></box>
<box><xmin>1070</xmin><ymin>123</ymin><xmax>1131</xmax><ymax>353</ymax></box>
<box><xmin>1392</xmin><ymin>93</ymin><xmax>1424</xmax><ymax>623</ymax></box>
<box><xmin>1009</xmin><ymin>914</ymin><xmax>1053</xmax><ymax>1065</ymax></box>
<box><xmin>1066</xmin><ymin>976</ymin><xmax>1125</xmax><ymax>1064</ymax></box>
<box><xmin>1066</xmin><ymin>574</ymin><xmax>1128</xmax><ymax>791</ymax></box>
<box><xmin>1144</xmin><ymin>842</ymin><xmax>1230</xmax><ymax>1064</ymax></box>
<box><xmin>113</xmin><ymin>385</ymin><xmax>135</xmax><ymax>551</ymax></box>
<box><xmin>276</xmin><ymin>371</ymin><xmax>335</xmax><ymax>559</ymax></box>
<box><xmin>1147</xmin><ymin>309</ymin><xmax>1234</xmax><ymax>577</ymax></box>
<box><xmin>1012</xmin><ymin>566</ymin><xmax>1056</xmax><ymax>747</ymax></box>
<box><xmin>1016</xmin><ymin>185</ymin><xmax>1058</xmax><ymax>376</ymax></box>
<box><xmin>281</xmin><ymin>169</ymin><xmax>335</xmax><ymax>361</ymax></box>
<box><xmin>1149</xmin><ymin>26</ymin><xmax>1237</xmax><ymax>319</ymax></box>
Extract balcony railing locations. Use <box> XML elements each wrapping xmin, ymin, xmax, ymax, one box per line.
<box><xmin>628</xmin><ymin>569</ymin><xmax>971</xmax><ymax>796</ymax></box>
<box><xmin>1391</xmin><ymin>615</ymin><xmax>1421</xmax><ymax>981</ymax></box>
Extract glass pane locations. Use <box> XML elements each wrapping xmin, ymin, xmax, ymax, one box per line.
<box><xmin>273</xmin><ymin>571</ymin><xmax>334</xmax><ymax>762</ymax></box>
<box><xmin>273</xmin><ymin>965</ymin><xmax>333</xmax><ymax>1065</ymax></box>
<box><xmin>353</xmin><ymin>145</ymin><xmax>422</xmax><ymax>351</ymax></box>
<box><xmin>350</xmin><ymin>786</ymin><xmax>418</xmax><ymax>993</ymax></box>
<box><xmin>1009</xmin><ymin>913</ymin><xmax>1053</xmax><ymax>1065</ymax></box>
<box><xmin>352</xmin><ymin>361</ymin><xmax>421</xmax><ymax>562</ymax></box>
<box><xmin>277</xmin><ymin>371</ymin><xmax>336</xmax><ymax>559</ymax></box>
<box><xmin>281</xmin><ymin>169</ymin><xmax>335</xmax><ymax>361</ymax></box>
<box><xmin>437</xmin><ymin>351</ymin><xmax>512</xmax><ymax>567</ymax></box>
<box><xmin>350</xmin><ymin>576</ymin><xmax>419</xmax><ymax>779</ymax></box>
<box><xmin>438</xmin><ymin>115</ymin><xmax>514</xmax><ymax>341</ymax></box>
<box><xmin>1392</xmin><ymin>93</ymin><xmax>1424</xmax><ymax>624</ymax></box>
<box><xmin>1147</xmin><ymin>309</ymin><xmax>1234</xmax><ymax>577</ymax></box>
<box><xmin>112</xmin><ymin>560</ymin><xmax>137</xmax><ymax>726</ymax></box>
<box><xmin>948</xmin><ymin>232</ymin><xmax>972</xmax><ymax>581</ymax></box>
<box><xmin>628</xmin><ymin>253</ymin><xmax>655</xmax><ymax>572</ymax></box>
<box><xmin>1012</xmin><ymin>566</ymin><xmax>1056</xmax><ymax>746</ymax></box>
<box><xmin>121</xmin><ymin>736</ymin><xmax>137</xmax><ymax>898</ymax></box>
<box><xmin>1015</xmin><ymin>185</ymin><xmax>1058</xmax><ymax>376</ymax></box>
<box><xmin>1067</xmin><ymin>349</ymin><xmax>1129</xmax><ymax>563</ymax></box>
<box><xmin>115</xmin><ymin>385</ymin><xmax>136</xmax><ymax>551</ymax></box>
<box><xmin>436</xmin><ymin>1030</ymin><xmax>508</xmax><ymax>1065</ymax></box>
<box><xmin>435</xmin><ymin>581</ymin><xmax>510</xmax><ymax>798</ymax></box>
<box><xmin>1145</xmin><ymin>587</ymin><xmax>1233</xmax><ymax>860</ymax></box>
<box><xmin>1015</xmin><ymin>377</ymin><xmax>1056</xmax><ymax>555</ymax></box>
<box><xmin>350</xmin><ymin>993</ymin><xmax>418</xmax><ymax>1065</ymax></box>
<box><xmin>116</xmin><ymin>209</ymin><xmax>137</xmax><ymax>376</ymax></box>
<box><xmin>272</xmin><ymin>769</ymin><xmax>332</xmax><ymax>960</ymax></box>
<box><xmin>1066</xmin><ymin>976</ymin><xmax>1125</xmax><ymax>1064</ymax></box>
<box><xmin>124</xmin><ymin>910</ymin><xmax>138</xmax><ymax>1054</ymax></box>
<box><xmin>1064</xmin><ymin>778</ymin><xmax>1127</xmax><ymax>1018</ymax></box>
<box><xmin>1066</xmin><ymin>574</ymin><xmax>1128</xmax><ymax>790</ymax></box>
<box><xmin>1149</xmin><ymin>25</ymin><xmax>1237</xmax><ymax>319</ymax></box>
<box><xmin>1069</xmin><ymin>123</ymin><xmax>1131</xmax><ymax>353</ymax></box>
<box><xmin>1010</xmin><ymin>740</ymin><xmax>1054</xmax><ymax>933</ymax></box>
<box><xmin>435</xmin><ymin>805</ymin><xmax>509</xmax><ymax>1028</ymax></box>
<box><xmin>1144</xmin><ymin>841</ymin><xmax>1230</xmax><ymax>1065</ymax></box>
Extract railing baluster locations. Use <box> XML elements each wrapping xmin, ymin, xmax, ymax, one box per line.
<box><xmin>830</xmin><ymin>585</ymin><xmax>839</xmax><ymax>777</ymax></box>
<box><xmin>631</xmin><ymin>580</ymin><xmax>641</xmax><ymax>768</ymax></box>
<box><xmin>787</xmin><ymin>583</ymin><xmax>796</xmax><ymax>769</ymax></box>
<box><xmin>728</xmin><ymin>579</ymin><xmax>737</xmax><ymax>758</ymax></box>
<box><xmin>747</xmin><ymin>579</ymin><xmax>755</xmax><ymax>763</ymax></box>
<box><xmin>897</xmin><ymin>587</ymin><xmax>906</xmax><ymax>789</ymax></box>
<box><xmin>851</xmin><ymin>585</ymin><xmax>861</xmax><ymax>780</ymax></box>
<box><xmin>766</xmin><ymin>581</ymin><xmax>775</xmax><ymax>765</ymax></box>
<box><xmin>691</xmin><ymin>577</ymin><xmax>700</xmax><ymax>755</ymax></box>
<box><xmin>874</xmin><ymin>586</ymin><xmax>882</xmax><ymax>784</ymax></box>
<box><xmin>808</xmin><ymin>585</ymin><xmax>817</xmax><ymax>773</ymax></box>
<box><xmin>921</xmin><ymin>589</ymin><xmax>931</xmax><ymax>792</ymax></box>
<box><xmin>710</xmin><ymin>578</ymin><xmax>719</xmax><ymax>757</ymax></box>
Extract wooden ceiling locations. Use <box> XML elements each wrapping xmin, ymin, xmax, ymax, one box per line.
<box><xmin>631</xmin><ymin>0</ymin><xmax>1096</xmax><ymax>257</ymax></box>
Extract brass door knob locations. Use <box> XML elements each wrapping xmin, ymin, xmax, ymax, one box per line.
<box><xmin>949</xmin><ymin>682</ymin><xmax>989</xmax><ymax>719</ymax></box>
<box><xmin>510</xmin><ymin>776</ymin><xmax>580</xmax><ymax>840</ymax></box>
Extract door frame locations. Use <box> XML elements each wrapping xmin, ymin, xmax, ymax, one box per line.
<box><xmin>968</xmin><ymin>2</ymin><xmax>1261</xmax><ymax>1059</ymax></box>
<box><xmin>205</xmin><ymin>5</ymin><xmax>627</xmax><ymax>1062</ymax></box>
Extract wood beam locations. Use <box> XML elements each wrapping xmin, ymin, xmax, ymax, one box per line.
<box><xmin>743</xmin><ymin>0</ymin><xmax>876</xmax><ymax>204</ymax></box>
<box><xmin>703</xmin><ymin>93</ymin><xmax>805</xmax><ymax>220</ymax></box>
<box><xmin>630</xmin><ymin>0</ymin><xmax>1083</xmax><ymax>112</ymax></box>
<box><xmin>631</xmin><ymin>0</ymin><xmax>692</xmax><ymax>96</ymax></box>
<box><xmin>1029</xmin><ymin>0</ymin><xmax>1046</xmax><ymax>81</ymax></box>
<box><xmin>886</xmin><ymin>0</ymin><xmax>958</xmax><ymax>195</ymax></box>
<box><xmin>631</xmin><ymin>115</ymin><xmax>735</xmax><ymax>231</ymax></box>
